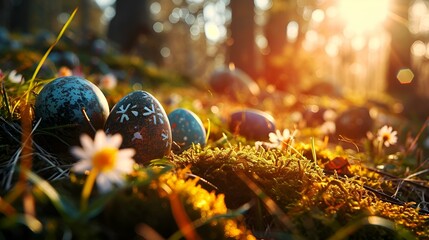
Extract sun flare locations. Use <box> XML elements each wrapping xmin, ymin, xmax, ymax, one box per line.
<box><xmin>338</xmin><ymin>0</ymin><xmax>390</xmax><ymax>33</ymax></box>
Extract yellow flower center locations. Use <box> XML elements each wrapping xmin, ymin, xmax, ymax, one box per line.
<box><xmin>382</xmin><ymin>134</ymin><xmax>390</xmax><ymax>142</ymax></box>
<box><xmin>92</xmin><ymin>147</ymin><xmax>118</xmax><ymax>172</ymax></box>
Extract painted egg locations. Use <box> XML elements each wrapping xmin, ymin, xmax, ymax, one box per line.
<box><xmin>34</xmin><ymin>76</ymin><xmax>109</xmax><ymax>132</ymax></box>
<box><xmin>49</xmin><ymin>51</ymin><xmax>80</xmax><ymax>70</ymax></box>
<box><xmin>104</xmin><ymin>91</ymin><xmax>172</xmax><ymax>164</ymax></box>
<box><xmin>335</xmin><ymin>106</ymin><xmax>373</xmax><ymax>139</ymax></box>
<box><xmin>229</xmin><ymin>109</ymin><xmax>276</xmax><ymax>141</ymax></box>
<box><xmin>209</xmin><ymin>65</ymin><xmax>260</xmax><ymax>102</ymax></box>
<box><xmin>168</xmin><ymin>108</ymin><xmax>206</xmax><ymax>153</ymax></box>
<box><xmin>34</xmin><ymin>76</ymin><xmax>109</xmax><ymax>153</ymax></box>
<box><xmin>303</xmin><ymin>106</ymin><xmax>327</xmax><ymax>127</ymax></box>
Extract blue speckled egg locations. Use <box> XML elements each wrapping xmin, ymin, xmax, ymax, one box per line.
<box><xmin>104</xmin><ymin>91</ymin><xmax>172</xmax><ymax>164</ymax></box>
<box><xmin>229</xmin><ymin>109</ymin><xmax>276</xmax><ymax>141</ymax></box>
<box><xmin>168</xmin><ymin>108</ymin><xmax>206</xmax><ymax>153</ymax></box>
<box><xmin>34</xmin><ymin>76</ymin><xmax>109</xmax><ymax>131</ymax></box>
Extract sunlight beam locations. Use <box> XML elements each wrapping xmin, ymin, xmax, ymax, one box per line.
<box><xmin>338</xmin><ymin>0</ymin><xmax>390</xmax><ymax>33</ymax></box>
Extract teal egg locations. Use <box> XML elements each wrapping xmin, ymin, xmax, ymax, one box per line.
<box><xmin>34</xmin><ymin>76</ymin><xmax>109</xmax><ymax>153</ymax></box>
<box><xmin>168</xmin><ymin>108</ymin><xmax>206</xmax><ymax>153</ymax></box>
<box><xmin>34</xmin><ymin>76</ymin><xmax>109</xmax><ymax>130</ymax></box>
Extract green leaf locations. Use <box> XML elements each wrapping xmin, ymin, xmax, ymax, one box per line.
<box><xmin>79</xmin><ymin>191</ymin><xmax>116</xmax><ymax>221</ymax></box>
<box><xmin>25</xmin><ymin>170</ymin><xmax>78</xmax><ymax>220</ymax></box>
<box><xmin>0</xmin><ymin>214</ymin><xmax>42</xmax><ymax>233</ymax></box>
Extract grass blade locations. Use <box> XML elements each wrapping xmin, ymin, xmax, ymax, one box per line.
<box><xmin>24</xmin><ymin>7</ymin><xmax>78</xmax><ymax>103</ymax></box>
<box><xmin>0</xmin><ymin>214</ymin><xmax>42</xmax><ymax>233</ymax></box>
<box><xmin>25</xmin><ymin>170</ymin><xmax>78</xmax><ymax>220</ymax></box>
<box><xmin>327</xmin><ymin>216</ymin><xmax>415</xmax><ymax>240</ymax></box>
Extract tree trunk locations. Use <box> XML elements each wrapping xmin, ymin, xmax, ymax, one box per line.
<box><xmin>386</xmin><ymin>0</ymin><xmax>413</xmax><ymax>96</ymax></box>
<box><xmin>229</xmin><ymin>0</ymin><xmax>257</xmax><ymax>79</ymax></box>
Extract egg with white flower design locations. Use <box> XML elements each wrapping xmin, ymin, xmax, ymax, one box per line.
<box><xmin>104</xmin><ymin>91</ymin><xmax>172</xmax><ymax>164</ymax></box>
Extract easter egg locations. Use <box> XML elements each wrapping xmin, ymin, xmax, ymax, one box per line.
<box><xmin>303</xmin><ymin>106</ymin><xmax>327</xmax><ymax>127</ymax></box>
<box><xmin>34</xmin><ymin>76</ymin><xmax>109</xmax><ymax>153</ymax></box>
<box><xmin>0</xmin><ymin>27</ymin><xmax>9</xmax><ymax>44</ymax></box>
<box><xmin>209</xmin><ymin>65</ymin><xmax>260</xmax><ymax>102</ymax></box>
<box><xmin>0</xmin><ymin>27</ymin><xmax>10</xmax><ymax>51</ymax></box>
<box><xmin>49</xmin><ymin>51</ymin><xmax>80</xmax><ymax>70</ymax></box>
<box><xmin>335</xmin><ymin>106</ymin><xmax>373</xmax><ymax>139</ymax></box>
<box><xmin>229</xmin><ymin>109</ymin><xmax>276</xmax><ymax>141</ymax></box>
<box><xmin>104</xmin><ymin>91</ymin><xmax>172</xmax><ymax>164</ymax></box>
<box><xmin>35</xmin><ymin>76</ymin><xmax>109</xmax><ymax>132</ymax></box>
<box><xmin>168</xmin><ymin>108</ymin><xmax>206</xmax><ymax>153</ymax></box>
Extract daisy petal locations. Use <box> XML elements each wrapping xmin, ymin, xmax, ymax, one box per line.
<box><xmin>269</xmin><ymin>132</ymin><xmax>278</xmax><ymax>143</ymax></box>
<box><xmin>70</xmin><ymin>147</ymin><xmax>88</xmax><ymax>160</ymax></box>
<box><xmin>107</xmin><ymin>133</ymin><xmax>123</xmax><ymax>149</ymax></box>
<box><xmin>96</xmin><ymin>174</ymin><xmax>112</xmax><ymax>193</ymax></box>
<box><xmin>106</xmin><ymin>171</ymin><xmax>123</xmax><ymax>184</ymax></box>
<box><xmin>94</xmin><ymin>130</ymin><xmax>106</xmax><ymax>150</ymax></box>
<box><xmin>80</xmin><ymin>134</ymin><xmax>94</xmax><ymax>153</ymax></box>
<box><xmin>72</xmin><ymin>160</ymin><xmax>92</xmax><ymax>173</ymax></box>
<box><xmin>115</xmin><ymin>158</ymin><xmax>135</xmax><ymax>173</ymax></box>
<box><xmin>118</xmin><ymin>148</ymin><xmax>136</xmax><ymax>159</ymax></box>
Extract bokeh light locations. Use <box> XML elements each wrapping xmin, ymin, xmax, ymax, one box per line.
<box><xmin>408</xmin><ymin>0</ymin><xmax>429</xmax><ymax>34</ymax></box>
<box><xmin>150</xmin><ymin>2</ymin><xmax>162</xmax><ymax>15</ymax></box>
<box><xmin>286</xmin><ymin>21</ymin><xmax>299</xmax><ymax>43</ymax></box>
<box><xmin>160</xmin><ymin>47</ymin><xmax>171</xmax><ymax>58</ymax></box>
<box><xmin>411</xmin><ymin>40</ymin><xmax>426</xmax><ymax>57</ymax></box>
<box><xmin>311</xmin><ymin>9</ymin><xmax>325</xmax><ymax>24</ymax></box>
<box><xmin>153</xmin><ymin>22</ymin><xmax>164</xmax><ymax>33</ymax></box>
<box><xmin>397</xmin><ymin>69</ymin><xmax>414</xmax><ymax>84</ymax></box>
<box><xmin>255</xmin><ymin>34</ymin><xmax>268</xmax><ymax>50</ymax></box>
<box><xmin>254</xmin><ymin>0</ymin><xmax>272</xmax><ymax>11</ymax></box>
<box><xmin>95</xmin><ymin>0</ymin><xmax>115</xmax><ymax>8</ymax></box>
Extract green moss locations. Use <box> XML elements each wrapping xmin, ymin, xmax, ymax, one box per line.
<box><xmin>101</xmin><ymin>169</ymin><xmax>255</xmax><ymax>239</ymax></box>
<box><xmin>172</xmin><ymin>144</ymin><xmax>429</xmax><ymax>239</ymax></box>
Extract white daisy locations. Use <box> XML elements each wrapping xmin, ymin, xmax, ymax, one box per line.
<box><xmin>376</xmin><ymin>125</ymin><xmax>398</xmax><ymax>147</ymax></box>
<box><xmin>268</xmin><ymin>129</ymin><xmax>296</xmax><ymax>150</ymax></box>
<box><xmin>71</xmin><ymin>130</ymin><xmax>136</xmax><ymax>193</ymax></box>
<box><xmin>8</xmin><ymin>70</ymin><xmax>24</xmax><ymax>84</ymax></box>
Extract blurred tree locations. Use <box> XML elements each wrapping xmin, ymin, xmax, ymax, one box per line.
<box><xmin>0</xmin><ymin>0</ymin><xmax>31</xmax><ymax>33</ymax></box>
<box><xmin>107</xmin><ymin>0</ymin><xmax>153</xmax><ymax>52</ymax></box>
<box><xmin>385</xmin><ymin>0</ymin><xmax>429</xmax><ymax>119</ymax></box>
<box><xmin>228</xmin><ymin>0</ymin><xmax>257</xmax><ymax>79</ymax></box>
<box><xmin>263</xmin><ymin>1</ymin><xmax>299</xmax><ymax>91</ymax></box>
<box><xmin>385</xmin><ymin>0</ymin><xmax>414</xmax><ymax>97</ymax></box>
<box><xmin>262</xmin><ymin>0</ymin><xmax>319</xmax><ymax>91</ymax></box>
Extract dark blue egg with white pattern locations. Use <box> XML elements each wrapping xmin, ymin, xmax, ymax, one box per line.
<box><xmin>34</xmin><ymin>76</ymin><xmax>110</xmax><ymax>131</ymax></box>
<box><xmin>104</xmin><ymin>91</ymin><xmax>172</xmax><ymax>164</ymax></box>
<box><xmin>168</xmin><ymin>108</ymin><xmax>206</xmax><ymax>153</ymax></box>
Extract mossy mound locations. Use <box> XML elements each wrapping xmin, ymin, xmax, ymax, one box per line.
<box><xmin>172</xmin><ymin>144</ymin><xmax>429</xmax><ymax>239</ymax></box>
<box><xmin>1</xmin><ymin>167</ymin><xmax>255</xmax><ymax>239</ymax></box>
<box><xmin>101</xmin><ymin>168</ymin><xmax>255</xmax><ymax>239</ymax></box>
